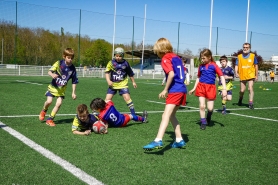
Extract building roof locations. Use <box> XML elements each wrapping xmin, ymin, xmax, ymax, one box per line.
<box><xmin>125</xmin><ymin>49</ymin><xmax>193</xmax><ymax>60</ymax></box>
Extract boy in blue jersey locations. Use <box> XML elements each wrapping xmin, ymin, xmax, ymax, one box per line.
<box><xmin>105</xmin><ymin>47</ymin><xmax>138</xmax><ymax>115</ymax></box>
<box><xmin>217</xmin><ymin>55</ymin><xmax>234</xmax><ymax>114</ymax></box>
<box><xmin>90</xmin><ymin>98</ymin><xmax>148</xmax><ymax>134</ymax></box>
<box><xmin>39</xmin><ymin>48</ymin><xmax>78</xmax><ymax>126</ymax></box>
<box><xmin>143</xmin><ymin>38</ymin><xmax>187</xmax><ymax>151</ymax></box>
<box><xmin>72</xmin><ymin>104</ymin><xmax>98</xmax><ymax>136</ymax></box>
<box><xmin>189</xmin><ymin>49</ymin><xmax>227</xmax><ymax>130</ymax></box>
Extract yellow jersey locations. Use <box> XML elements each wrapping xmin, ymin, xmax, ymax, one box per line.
<box><xmin>237</xmin><ymin>53</ymin><xmax>257</xmax><ymax>81</ymax></box>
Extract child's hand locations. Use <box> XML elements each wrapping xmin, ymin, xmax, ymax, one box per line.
<box><xmin>159</xmin><ymin>90</ymin><xmax>168</xmax><ymax>99</ymax></box>
<box><xmin>222</xmin><ymin>89</ymin><xmax>227</xmax><ymax>97</ymax></box>
<box><xmin>132</xmin><ymin>82</ymin><xmax>137</xmax><ymax>88</ymax></box>
<box><xmin>51</xmin><ymin>73</ymin><xmax>58</xmax><ymax>79</ymax></box>
<box><xmin>84</xmin><ymin>130</ymin><xmax>91</xmax><ymax>136</ymax></box>
<box><xmin>108</xmin><ymin>81</ymin><xmax>113</xmax><ymax>87</ymax></box>
<box><xmin>189</xmin><ymin>89</ymin><xmax>194</xmax><ymax>95</ymax></box>
<box><xmin>72</xmin><ymin>93</ymin><xmax>77</xmax><ymax>100</ymax></box>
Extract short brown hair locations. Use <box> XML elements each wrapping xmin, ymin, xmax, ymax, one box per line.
<box><xmin>220</xmin><ymin>55</ymin><xmax>228</xmax><ymax>62</ymax></box>
<box><xmin>243</xmin><ymin>43</ymin><xmax>251</xmax><ymax>49</ymax></box>
<box><xmin>76</xmin><ymin>104</ymin><xmax>89</xmax><ymax>115</ymax></box>
<box><xmin>63</xmin><ymin>48</ymin><xmax>75</xmax><ymax>59</ymax></box>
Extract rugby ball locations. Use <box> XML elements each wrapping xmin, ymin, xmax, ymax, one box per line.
<box><xmin>92</xmin><ymin>121</ymin><xmax>106</xmax><ymax>134</ymax></box>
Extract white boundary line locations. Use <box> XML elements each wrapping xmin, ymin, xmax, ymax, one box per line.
<box><xmin>228</xmin><ymin>113</ymin><xmax>278</xmax><ymax>122</ymax></box>
<box><xmin>0</xmin><ymin>121</ymin><xmax>104</xmax><ymax>185</ymax></box>
<box><xmin>16</xmin><ymin>80</ymin><xmax>43</xmax><ymax>85</ymax></box>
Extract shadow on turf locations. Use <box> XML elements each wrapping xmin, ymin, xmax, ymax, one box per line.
<box><xmin>194</xmin><ymin>117</ymin><xmax>225</xmax><ymax>128</ymax></box>
<box><xmin>232</xmin><ymin>102</ymin><xmax>250</xmax><ymax>107</ymax></box>
<box><xmin>144</xmin><ymin>132</ymin><xmax>189</xmax><ymax>155</ymax></box>
<box><xmin>52</xmin><ymin>118</ymin><xmax>73</xmax><ymax>124</ymax></box>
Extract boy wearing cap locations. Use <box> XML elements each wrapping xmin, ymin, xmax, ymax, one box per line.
<box><xmin>104</xmin><ymin>47</ymin><xmax>139</xmax><ymax>115</ymax></box>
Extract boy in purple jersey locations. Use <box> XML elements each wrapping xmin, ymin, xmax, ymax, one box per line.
<box><xmin>105</xmin><ymin>47</ymin><xmax>138</xmax><ymax>115</ymax></box>
<box><xmin>143</xmin><ymin>38</ymin><xmax>187</xmax><ymax>151</ymax></box>
<box><xmin>72</xmin><ymin>104</ymin><xmax>98</xmax><ymax>136</ymax></box>
<box><xmin>189</xmin><ymin>49</ymin><xmax>227</xmax><ymax>130</ymax></box>
<box><xmin>39</xmin><ymin>48</ymin><xmax>78</xmax><ymax>126</ymax></box>
<box><xmin>90</xmin><ymin>98</ymin><xmax>148</xmax><ymax>134</ymax></box>
<box><xmin>217</xmin><ymin>55</ymin><xmax>234</xmax><ymax>114</ymax></box>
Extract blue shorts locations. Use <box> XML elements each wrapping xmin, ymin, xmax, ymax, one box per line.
<box><xmin>107</xmin><ymin>87</ymin><xmax>130</xmax><ymax>96</ymax></box>
<box><xmin>45</xmin><ymin>91</ymin><xmax>65</xmax><ymax>99</ymax></box>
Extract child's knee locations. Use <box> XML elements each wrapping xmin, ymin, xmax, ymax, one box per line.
<box><xmin>199</xmin><ymin>104</ymin><xmax>206</xmax><ymax>111</ymax></box>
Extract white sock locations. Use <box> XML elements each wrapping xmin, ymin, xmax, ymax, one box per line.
<box><xmin>176</xmin><ymin>138</ymin><xmax>183</xmax><ymax>142</ymax></box>
<box><xmin>154</xmin><ymin>138</ymin><xmax>162</xmax><ymax>142</ymax></box>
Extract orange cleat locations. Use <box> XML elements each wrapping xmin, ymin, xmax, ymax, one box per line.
<box><xmin>39</xmin><ymin>111</ymin><xmax>46</xmax><ymax>121</ymax></box>
<box><xmin>46</xmin><ymin>119</ymin><xmax>56</xmax><ymax>126</ymax></box>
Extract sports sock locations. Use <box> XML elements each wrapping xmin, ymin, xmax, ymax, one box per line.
<box><xmin>126</xmin><ymin>99</ymin><xmax>136</xmax><ymax>115</ymax></box>
<box><xmin>131</xmin><ymin>114</ymin><xmax>143</xmax><ymax>122</ymax></box>
<box><xmin>176</xmin><ymin>138</ymin><xmax>183</xmax><ymax>142</ymax></box>
<box><xmin>200</xmin><ymin>118</ymin><xmax>207</xmax><ymax>124</ymax></box>
<box><xmin>249</xmin><ymin>100</ymin><xmax>253</xmax><ymax>105</ymax></box>
<box><xmin>154</xmin><ymin>138</ymin><xmax>162</xmax><ymax>142</ymax></box>
<box><xmin>49</xmin><ymin>111</ymin><xmax>56</xmax><ymax>119</ymax></box>
<box><xmin>206</xmin><ymin>111</ymin><xmax>213</xmax><ymax>124</ymax></box>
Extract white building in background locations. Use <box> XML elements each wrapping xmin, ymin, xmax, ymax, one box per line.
<box><xmin>270</xmin><ymin>55</ymin><xmax>278</xmax><ymax>74</ymax></box>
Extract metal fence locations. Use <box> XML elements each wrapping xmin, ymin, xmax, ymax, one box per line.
<box><xmin>1</xmin><ymin>0</ymin><xmax>278</xmax><ymax>65</ymax></box>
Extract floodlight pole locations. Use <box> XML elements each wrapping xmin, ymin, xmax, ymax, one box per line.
<box><xmin>1</xmin><ymin>38</ymin><xmax>3</xmax><ymax>64</ymax></box>
<box><xmin>209</xmin><ymin>0</ymin><xmax>213</xmax><ymax>49</ymax></box>
<box><xmin>140</xmin><ymin>4</ymin><xmax>147</xmax><ymax>76</ymax></box>
<box><xmin>112</xmin><ymin>0</ymin><xmax>117</xmax><ymax>59</ymax></box>
<box><xmin>245</xmin><ymin>0</ymin><xmax>250</xmax><ymax>42</ymax></box>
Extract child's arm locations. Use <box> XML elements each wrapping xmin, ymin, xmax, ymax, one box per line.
<box><xmin>219</xmin><ymin>76</ymin><xmax>227</xmax><ymax>97</ymax></box>
<box><xmin>105</xmin><ymin>72</ymin><xmax>113</xmax><ymax>87</ymax></box>
<box><xmin>48</xmin><ymin>70</ymin><xmax>58</xmax><ymax>79</ymax></box>
<box><xmin>73</xmin><ymin>130</ymin><xmax>91</xmax><ymax>136</ymax></box>
<box><xmin>129</xmin><ymin>76</ymin><xmax>137</xmax><ymax>88</ymax></box>
<box><xmin>159</xmin><ymin>71</ymin><xmax>174</xmax><ymax>99</ymax></box>
<box><xmin>189</xmin><ymin>77</ymin><xmax>199</xmax><ymax>95</ymax></box>
<box><xmin>71</xmin><ymin>84</ymin><xmax>77</xmax><ymax>100</ymax></box>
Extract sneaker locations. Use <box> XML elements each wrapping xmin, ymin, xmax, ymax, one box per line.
<box><xmin>249</xmin><ymin>104</ymin><xmax>254</xmax><ymax>109</ymax></box>
<box><xmin>222</xmin><ymin>110</ymin><xmax>227</xmax><ymax>115</ymax></box>
<box><xmin>39</xmin><ymin>111</ymin><xmax>46</xmax><ymax>121</ymax></box>
<box><xmin>46</xmin><ymin>119</ymin><xmax>56</xmax><ymax>126</ymax></box>
<box><xmin>200</xmin><ymin>123</ymin><xmax>207</xmax><ymax>130</ymax></box>
<box><xmin>172</xmin><ymin>140</ymin><xmax>186</xmax><ymax>148</ymax></box>
<box><xmin>143</xmin><ymin>140</ymin><xmax>163</xmax><ymax>150</ymax></box>
<box><xmin>142</xmin><ymin>110</ymin><xmax>148</xmax><ymax>123</ymax></box>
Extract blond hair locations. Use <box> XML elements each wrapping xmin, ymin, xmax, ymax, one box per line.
<box><xmin>153</xmin><ymin>38</ymin><xmax>173</xmax><ymax>55</ymax></box>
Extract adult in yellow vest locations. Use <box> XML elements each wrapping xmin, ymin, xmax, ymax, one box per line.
<box><xmin>235</xmin><ymin>43</ymin><xmax>258</xmax><ymax>109</ymax></box>
<box><xmin>270</xmin><ymin>70</ymin><xmax>275</xmax><ymax>83</ymax></box>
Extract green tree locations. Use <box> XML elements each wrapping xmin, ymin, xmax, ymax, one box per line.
<box><xmin>84</xmin><ymin>39</ymin><xmax>112</xmax><ymax>67</ymax></box>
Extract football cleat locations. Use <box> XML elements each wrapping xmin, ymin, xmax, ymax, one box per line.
<box><xmin>39</xmin><ymin>111</ymin><xmax>46</xmax><ymax>121</ymax></box>
<box><xmin>200</xmin><ymin>123</ymin><xmax>207</xmax><ymax>130</ymax></box>
<box><xmin>171</xmin><ymin>140</ymin><xmax>186</xmax><ymax>148</ymax></box>
<box><xmin>46</xmin><ymin>119</ymin><xmax>56</xmax><ymax>126</ymax></box>
<box><xmin>238</xmin><ymin>100</ymin><xmax>242</xmax><ymax>106</ymax></box>
<box><xmin>142</xmin><ymin>110</ymin><xmax>148</xmax><ymax>123</ymax></box>
<box><xmin>249</xmin><ymin>104</ymin><xmax>254</xmax><ymax>109</ymax></box>
<box><xmin>143</xmin><ymin>140</ymin><xmax>163</xmax><ymax>151</ymax></box>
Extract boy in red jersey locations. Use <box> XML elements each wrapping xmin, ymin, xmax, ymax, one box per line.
<box><xmin>90</xmin><ymin>98</ymin><xmax>147</xmax><ymax>134</ymax></box>
<box><xmin>189</xmin><ymin>49</ymin><xmax>227</xmax><ymax>130</ymax></box>
<box><xmin>143</xmin><ymin>38</ymin><xmax>187</xmax><ymax>151</ymax></box>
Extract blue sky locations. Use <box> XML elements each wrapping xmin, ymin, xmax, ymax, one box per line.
<box><xmin>1</xmin><ymin>0</ymin><xmax>278</xmax><ymax>59</ymax></box>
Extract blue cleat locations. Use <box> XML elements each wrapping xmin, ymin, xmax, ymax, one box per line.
<box><xmin>171</xmin><ymin>140</ymin><xmax>186</xmax><ymax>148</ymax></box>
<box><xmin>143</xmin><ymin>140</ymin><xmax>163</xmax><ymax>151</ymax></box>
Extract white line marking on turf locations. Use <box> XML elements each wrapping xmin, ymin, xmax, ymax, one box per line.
<box><xmin>228</xmin><ymin>113</ymin><xmax>278</xmax><ymax>122</ymax></box>
<box><xmin>0</xmin><ymin>121</ymin><xmax>104</xmax><ymax>185</ymax></box>
<box><xmin>16</xmin><ymin>80</ymin><xmax>43</xmax><ymax>85</ymax></box>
